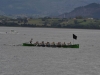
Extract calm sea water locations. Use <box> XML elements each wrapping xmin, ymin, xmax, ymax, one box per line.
<box><xmin>0</xmin><ymin>27</ymin><xmax>100</xmax><ymax>75</ymax></box>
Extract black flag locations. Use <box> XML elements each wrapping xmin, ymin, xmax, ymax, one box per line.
<box><xmin>73</xmin><ymin>34</ymin><xmax>77</xmax><ymax>40</ymax></box>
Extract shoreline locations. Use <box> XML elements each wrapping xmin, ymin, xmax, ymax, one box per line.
<box><xmin>0</xmin><ymin>26</ymin><xmax>100</xmax><ymax>30</ymax></box>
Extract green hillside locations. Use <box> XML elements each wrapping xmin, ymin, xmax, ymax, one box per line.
<box><xmin>59</xmin><ymin>3</ymin><xmax>100</xmax><ymax>19</ymax></box>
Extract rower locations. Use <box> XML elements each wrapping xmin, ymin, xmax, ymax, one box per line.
<box><xmin>57</xmin><ymin>42</ymin><xmax>61</xmax><ymax>47</ymax></box>
<box><xmin>62</xmin><ymin>42</ymin><xmax>66</xmax><ymax>46</ymax></box>
<box><xmin>34</xmin><ymin>41</ymin><xmax>39</xmax><ymax>46</ymax></box>
<box><xmin>41</xmin><ymin>41</ymin><xmax>45</xmax><ymax>47</ymax></box>
<box><xmin>51</xmin><ymin>42</ymin><xmax>56</xmax><ymax>47</ymax></box>
<box><xmin>46</xmin><ymin>42</ymin><xmax>50</xmax><ymax>47</ymax></box>
<box><xmin>30</xmin><ymin>38</ymin><xmax>33</xmax><ymax>44</ymax></box>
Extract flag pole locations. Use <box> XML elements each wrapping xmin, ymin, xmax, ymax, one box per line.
<box><xmin>73</xmin><ymin>34</ymin><xmax>74</xmax><ymax>45</ymax></box>
<box><xmin>73</xmin><ymin>38</ymin><xmax>74</xmax><ymax>45</ymax></box>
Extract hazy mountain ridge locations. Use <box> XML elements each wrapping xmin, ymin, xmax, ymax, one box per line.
<box><xmin>0</xmin><ymin>0</ymin><xmax>100</xmax><ymax>17</ymax></box>
<box><xmin>58</xmin><ymin>3</ymin><xmax>100</xmax><ymax>18</ymax></box>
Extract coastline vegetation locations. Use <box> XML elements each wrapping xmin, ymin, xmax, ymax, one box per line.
<box><xmin>0</xmin><ymin>16</ymin><xmax>100</xmax><ymax>29</ymax></box>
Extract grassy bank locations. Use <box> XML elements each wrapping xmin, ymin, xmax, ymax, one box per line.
<box><xmin>0</xmin><ymin>17</ymin><xmax>100</xmax><ymax>29</ymax></box>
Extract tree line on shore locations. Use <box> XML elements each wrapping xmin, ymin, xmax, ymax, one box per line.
<box><xmin>0</xmin><ymin>16</ymin><xmax>100</xmax><ymax>29</ymax></box>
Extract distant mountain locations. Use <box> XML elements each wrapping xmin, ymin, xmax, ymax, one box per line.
<box><xmin>58</xmin><ymin>3</ymin><xmax>100</xmax><ymax>18</ymax></box>
<box><xmin>0</xmin><ymin>0</ymin><xmax>100</xmax><ymax>17</ymax></box>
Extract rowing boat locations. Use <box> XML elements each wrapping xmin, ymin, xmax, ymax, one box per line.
<box><xmin>23</xmin><ymin>43</ymin><xmax>79</xmax><ymax>48</ymax></box>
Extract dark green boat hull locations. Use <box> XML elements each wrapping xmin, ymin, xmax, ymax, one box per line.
<box><xmin>23</xmin><ymin>43</ymin><xmax>35</xmax><ymax>46</ymax></box>
<box><xmin>23</xmin><ymin>43</ymin><xmax>79</xmax><ymax>48</ymax></box>
<box><xmin>62</xmin><ymin>44</ymin><xmax>79</xmax><ymax>48</ymax></box>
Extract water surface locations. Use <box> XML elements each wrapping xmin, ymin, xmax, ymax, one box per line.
<box><xmin>0</xmin><ymin>27</ymin><xmax>100</xmax><ymax>75</ymax></box>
